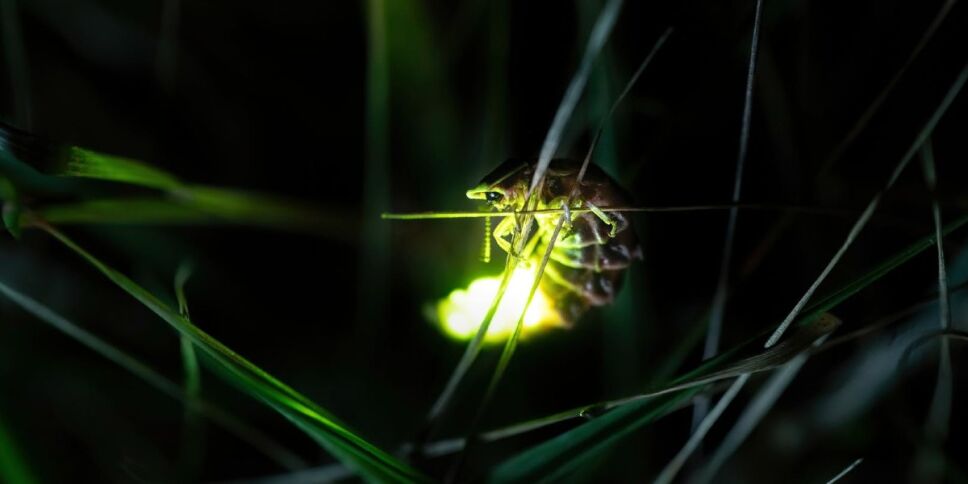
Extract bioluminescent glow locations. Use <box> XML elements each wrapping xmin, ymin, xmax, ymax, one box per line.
<box><xmin>435</xmin><ymin>266</ymin><xmax>564</xmax><ymax>343</ymax></box>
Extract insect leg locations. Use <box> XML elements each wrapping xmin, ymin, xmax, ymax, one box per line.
<box><xmin>491</xmin><ymin>215</ymin><xmax>516</xmax><ymax>256</ymax></box>
<box><xmin>585</xmin><ymin>201</ymin><xmax>618</xmax><ymax>237</ymax></box>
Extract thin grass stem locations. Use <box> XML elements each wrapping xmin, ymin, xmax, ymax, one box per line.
<box><xmin>765</xmin><ymin>61</ymin><xmax>968</xmax><ymax>348</ymax></box>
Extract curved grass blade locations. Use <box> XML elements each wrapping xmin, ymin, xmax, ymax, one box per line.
<box><xmin>0</xmin><ymin>278</ymin><xmax>307</xmax><ymax>471</ymax></box>
<box><xmin>28</xmin><ymin>220</ymin><xmax>428</xmax><ymax>483</ymax></box>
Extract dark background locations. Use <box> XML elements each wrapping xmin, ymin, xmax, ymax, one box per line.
<box><xmin>1</xmin><ymin>0</ymin><xmax>967</xmax><ymax>482</ymax></box>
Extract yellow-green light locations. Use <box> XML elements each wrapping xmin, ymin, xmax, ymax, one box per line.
<box><xmin>435</xmin><ymin>266</ymin><xmax>564</xmax><ymax>343</ymax></box>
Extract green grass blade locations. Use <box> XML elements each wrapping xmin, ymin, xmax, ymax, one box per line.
<box><xmin>487</xmin><ymin>389</ymin><xmax>696</xmax><ymax>484</ymax></box>
<box><xmin>0</xmin><ymin>409</ymin><xmax>38</xmax><ymax>484</ymax></box>
<box><xmin>37</xmin><ymin>190</ymin><xmax>346</xmax><ymax>237</ymax></box>
<box><xmin>31</xmin><ymin>221</ymin><xmax>428</xmax><ymax>483</ymax></box>
<box><xmin>0</xmin><ymin>277</ymin><xmax>307</xmax><ymax>471</ymax></box>
<box><xmin>490</xmin><ymin>214</ymin><xmax>968</xmax><ymax>482</ymax></box>
<box><xmin>63</xmin><ymin>147</ymin><xmax>182</xmax><ymax>190</ymax></box>
<box><xmin>174</xmin><ymin>261</ymin><xmax>203</xmax><ymax>480</ymax></box>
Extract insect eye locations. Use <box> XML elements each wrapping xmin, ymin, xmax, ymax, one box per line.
<box><xmin>485</xmin><ymin>192</ymin><xmax>504</xmax><ymax>203</ymax></box>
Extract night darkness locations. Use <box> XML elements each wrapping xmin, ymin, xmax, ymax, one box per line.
<box><xmin>1</xmin><ymin>1</ymin><xmax>967</xmax><ymax>483</ymax></box>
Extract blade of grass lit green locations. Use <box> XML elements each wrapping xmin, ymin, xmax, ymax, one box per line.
<box><xmin>0</xmin><ymin>410</ymin><xmax>37</xmax><ymax>484</ymax></box>
<box><xmin>15</xmin><ymin>140</ymin><xmax>345</xmax><ymax>236</ymax></box>
<box><xmin>30</xmin><ymin>221</ymin><xmax>428</xmax><ymax>483</ymax></box>
<box><xmin>63</xmin><ymin>147</ymin><xmax>181</xmax><ymax>189</ymax></box>
<box><xmin>0</xmin><ymin>278</ymin><xmax>307</xmax><ymax>471</ymax></box>
<box><xmin>38</xmin><ymin>191</ymin><xmax>347</xmax><ymax>237</ymax></box>
<box><xmin>766</xmin><ymin>60</ymin><xmax>968</xmax><ymax>348</ymax></box>
<box><xmin>358</xmin><ymin>0</ymin><xmax>390</xmax><ymax>346</ymax></box>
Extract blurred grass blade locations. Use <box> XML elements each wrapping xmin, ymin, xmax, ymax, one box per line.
<box><xmin>37</xmin><ymin>189</ymin><xmax>348</xmax><ymax>237</ymax></box>
<box><xmin>32</xmin><ymin>221</ymin><xmax>428</xmax><ymax>483</ymax></box>
<box><xmin>689</xmin><ymin>344</ymin><xmax>817</xmax><ymax>484</ymax></box>
<box><xmin>0</xmin><ymin>409</ymin><xmax>38</xmax><ymax>484</ymax></box>
<box><xmin>527</xmin><ymin>0</ymin><xmax>622</xmax><ymax>192</ymax></box>
<box><xmin>174</xmin><ymin>261</ymin><xmax>203</xmax><ymax>480</ymax></box>
<box><xmin>0</xmin><ymin>129</ymin><xmax>345</xmax><ymax>235</ymax></box>
<box><xmin>766</xmin><ymin>61</ymin><xmax>968</xmax><ymax>347</ymax></box>
<box><xmin>0</xmin><ymin>277</ymin><xmax>307</xmax><ymax>471</ymax></box>
<box><xmin>657</xmin><ymin>374</ymin><xmax>750</xmax><ymax>484</ymax></box>
<box><xmin>920</xmin><ymin>139</ymin><xmax>952</xmax><ymax>446</ymax></box>
<box><xmin>826</xmin><ymin>458</ymin><xmax>863</xmax><ymax>484</ymax></box>
<box><xmin>64</xmin><ymin>147</ymin><xmax>181</xmax><ymax>190</ymax></box>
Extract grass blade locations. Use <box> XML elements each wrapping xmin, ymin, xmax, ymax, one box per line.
<box><xmin>766</xmin><ymin>60</ymin><xmax>968</xmax><ymax>348</ymax></box>
<box><xmin>920</xmin><ymin>139</ymin><xmax>952</xmax><ymax>446</ymax></box>
<box><xmin>491</xmin><ymin>213</ymin><xmax>968</xmax><ymax>482</ymax></box>
<box><xmin>696</xmin><ymin>0</ymin><xmax>764</xmax><ymax>431</ymax></box>
<box><xmin>174</xmin><ymin>261</ymin><xmax>203</xmax><ymax>480</ymax></box>
<box><xmin>689</xmin><ymin>344</ymin><xmax>818</xmax><ymax>483</ymax></box>
<box><xmin>527</xmin><ymin>0</ymin><xmax>622</xmax><ymax>193</ymax></box>
<box><xmin>817</xmin><ymin>0</ymin><xmax>956</xmax><ymax>176</ymax></box>
<box><xmin>0</xmin><ymin>278</ymin><xmax>307</xmax><ymax>471</ymax></box>
<box><xmin>63</xmin><ymin>147</ymin><xmax>182</xmax><ymax>190</ymax></box>
<box><xmin>28</xmin><ymin>220</ymin><xmax>428</xmax><ymax>483</ymax></box>
<box><xmin>826</xmin><ymin>458</ymin><xmax>864</xmax><ymax>484</ymax></box>
<box><xmin>656</xmin><ymin>374</ymin><xmax>750</xmax><ymax>484</ymax></box>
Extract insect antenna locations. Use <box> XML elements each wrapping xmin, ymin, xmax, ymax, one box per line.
<box><xmin>480</xmin><ymin>215</ymin><xmax>491</xmax><ymax>263</ymax></box>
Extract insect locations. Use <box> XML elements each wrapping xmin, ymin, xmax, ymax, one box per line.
<box><xmin>466</xmin><ymin>158</ymin><xmax>643</xmax><ymax>323</ymax></box>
